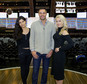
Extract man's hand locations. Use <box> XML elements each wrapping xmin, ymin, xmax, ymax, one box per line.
<box><xmin>46</xmin><ymin>50</ymin><xmax>53</xmax><ymax>58</ymax></box>
<box><xmin>31</xmin><ymin>51</ymin><xmax>39</xmax><ymax>59</ymax></box>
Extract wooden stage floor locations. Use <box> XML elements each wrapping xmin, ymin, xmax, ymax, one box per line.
<box><xmin>0</xmin><ymin>67</ymin><xmax>87</xmax><ymax>84</ymax></box>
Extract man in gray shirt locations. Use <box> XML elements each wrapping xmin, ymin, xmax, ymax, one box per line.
<box><xmin>30</xmin><ymin>8</ymin><xmax>55</xmax><ymax>84</ymax></box>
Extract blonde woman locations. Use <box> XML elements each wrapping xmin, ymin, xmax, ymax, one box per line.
<box><xmin>51</xmin><ymin>14</ymin><xmax>74</xmax><ymax>84</ymax></box>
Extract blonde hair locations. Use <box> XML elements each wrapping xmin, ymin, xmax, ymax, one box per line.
<box><xmin>55</xmin><ymin>14</ymin><xmax>68</xmax><ymax>35</ymax></box>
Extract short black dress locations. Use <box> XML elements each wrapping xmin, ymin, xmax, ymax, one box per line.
<box><xmin>51</xmin><ymin>27</ymin><xmax>74</xmax><ymax>80</ymax></box>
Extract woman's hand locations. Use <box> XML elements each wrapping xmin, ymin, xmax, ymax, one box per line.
<box><xmin>55</xmin><ymin>48</ymin><xmax>59</xmax><ymax>52</ymax></box>
<box><xmin>55</xmin><ymin>47</ymin><xmax>61</xmax><ymax>53</ymax></box>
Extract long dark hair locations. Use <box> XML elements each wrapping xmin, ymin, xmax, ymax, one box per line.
<box><xmin>14</xmin><ymin>16</ymin><xmax>26</xmax><ymax>40</ymax></box>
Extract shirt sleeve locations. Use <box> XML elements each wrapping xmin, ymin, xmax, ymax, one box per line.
<box><xmin>51</xmin><ymin>24</ymin><xmax>56</xmax><ymax>50</ymax></box>
<box><xmin>30</xmin><ymin>23</ymin><xmax>35</xmax><ymax>51</ymax></box>
<box><xmin>59</xmin><ymin>35</ymin><xmax>74</xmax><ymax>51</ymax></box>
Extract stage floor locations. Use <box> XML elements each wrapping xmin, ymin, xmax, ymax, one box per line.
<box><xmin>0</xmin><ymin>67</ymin><xmax>87</xmax><ymax>84</ymax></box>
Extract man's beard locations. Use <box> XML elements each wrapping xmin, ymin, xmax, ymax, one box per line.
<box><xmin>40</xmin><ymin>17</ymin><xmax>46</xmax><ymax>20</ymax></box>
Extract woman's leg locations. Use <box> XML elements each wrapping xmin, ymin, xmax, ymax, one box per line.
<box><xmin>56</xmin><ymin>80</ymin><xmax>63</xmax><ymax>84</ymax></box>
<box><xmin>19</xmin><ymin>54</ymin><xmax>27</xmax><ymax>84</ymax></box>
<box><xmin>25</xmin><ymin>54</ymin><xmax>32</xmax><ymax>80</ymax></box>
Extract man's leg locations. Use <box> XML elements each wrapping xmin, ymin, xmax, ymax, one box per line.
<box><xmin>41</xmin><ymin>55</ymin><xmax>50</xmax><ymax>84</ymax></box>
<box><xmin>32</xmin><ymin>52</ymin><xmax>41</xmax><ymax>84</ymax></box>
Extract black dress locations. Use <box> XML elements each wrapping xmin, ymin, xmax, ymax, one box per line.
<box><xmin>51</xmin><ymin>27</ymin><xmax>74</xmax><ymax>80</ymax></box>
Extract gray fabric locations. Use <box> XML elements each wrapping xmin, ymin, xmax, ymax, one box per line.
<box><xmin>30</xmin><ymin>20</ymin><xmax>56</xmax><ymax>54</ymax></box>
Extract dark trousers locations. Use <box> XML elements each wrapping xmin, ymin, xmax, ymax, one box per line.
<box><xmin>32</xmin><ymin>52</ymin><xmax>50</xmax><ymax>84</ymax></box>
<box><xmin>19</xmin><ymin>49</ymin><xmax>32</xmax><ymax>84</ymax></box>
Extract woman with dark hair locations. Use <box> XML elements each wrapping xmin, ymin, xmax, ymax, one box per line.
<box><xmin>14</xmin><ymin>16</ymin><xmax>32</xmax><ymax>84</ymax></box>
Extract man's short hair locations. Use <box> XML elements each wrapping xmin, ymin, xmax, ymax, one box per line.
<box><xmin>38</xmin><ymin>8</ymin><xmax>47</xmax><ymax>13</ymax></box>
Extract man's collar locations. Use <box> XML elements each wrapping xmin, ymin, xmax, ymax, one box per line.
<box><xmin>39</xmin><ymin>19</ymin><xmax>48</xmax><ymax>23</ymax></box>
